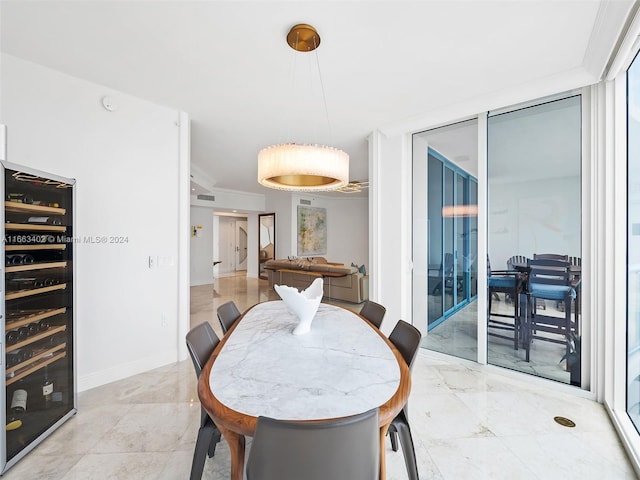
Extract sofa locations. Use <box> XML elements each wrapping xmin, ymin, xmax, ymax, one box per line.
<box><xmin>264</xmin><ymin>258</ymin><xmax>369</xmax><ymax>304</ymax></box>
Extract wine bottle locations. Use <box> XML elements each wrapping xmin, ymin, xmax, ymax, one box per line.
<box><xmin>6</xmin><ymin>254</ymin><xmax>35</xmax><ymax>265</ymax></box>
<box><xmin>6</xmin><ymin>416</ymin><xmax>22</xmax><ymax>431</ymax></box>
<box><xmin>6</xmin><ymin>278</ymin><xmax>48</xmax><ymax>292</ymax></box>
<box><xmin>42</xmin><ymin>366</ymin><xmax>53</xmax><ymax>408</ymax></box>
<box><xmin>6</xmin><ymin>330</ymin><xmax>18</xmax><ymax>345</ymax></box>
<box><xmin>6</xmin><ymin>254</ymin><xmax>23</xmax><ymax>265</ymax></box>
<box><xmin>38</xmin><ymin>318</ymin><xmax>51</xmax><ymax>331</ymax></box>
<box><xmin>10</xmin><ymin>389</ymin><xmax>27</xmax><ymax>413</ymax></box>
<box><xmin>18</xmin><ymin>347</ymin><xmax>33</xmax><ymax>363</ymax></box>
<box><xmin>6</xmin><ymin>193</ymin><xmax>33</xmax><ymax>204</ymax></box>
<box><xmin>49</xmin><ymin>332</ymin><xmax>66</xmax><ymax>347</ymax></box>
<box><xmin>27</xmin><ymin>323</ymin><xmax>40</xmax><ymax>336</ymax></box>
<box><xmin>26</xmin><ymin>216</ymin><xmax>62</xmax><ymax>226</ymax></box>
<box><xmin>16</xmin><ymin>326</ymin><xmax>29</xmax><ymax>342</ymax></box>
<box><xmin>6</xmin><ymin>351</ymin><xmax>21</xmax><ymax>368</ymax></box>
<box><xmin>31</xmin><ymin>200</ymin><xmax>59</xmax><ymax>208</ymax></box>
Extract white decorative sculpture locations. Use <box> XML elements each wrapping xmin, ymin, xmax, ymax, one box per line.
<box><xmin>274</xmin><ymin>277</ymin><xmax>324</xmax><ymax>335</ymax></box>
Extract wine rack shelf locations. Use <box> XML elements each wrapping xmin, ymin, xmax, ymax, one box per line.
<box><xmin>5</xmin><ymin>283</ymin><xmax>67</xmax><ymax>301</ymax></box>
<box><xmin>5</xmin><ymin>244</ymin><xmax>66</xmax><ymax>252</ymax></box>
<box><xmin>6</xmin><ymin>345</ymin><xmax>67</xmax><ymax>386</ymax></box>
<box><xmin>5</xmin><ymin>325</ymin><xmax>66</xmax><ymax>354</ymax></box>
<box><xmin>5</xmin><ymin>308</ymin><xmax>67</xmax><ymax>331</ymax></box>
<box><xmin>5</xmin><ymin>201</ymin><xmax>66</xmax><ymax>215</ymax></box>
<box><xmin>5</xmin><ymin>223</ymin><xmax>66</xmax><ymax>232</ymax></box>
<box><xmin>6</xmin><ymin>261</ymin><xmax>67</xmax><ymax>273</ymax></box>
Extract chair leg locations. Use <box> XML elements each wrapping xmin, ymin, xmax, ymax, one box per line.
<box><xmin>520</xmin><ymin>292</ymin><xmax>530</xmax><ymax>362</ymax></box>
<box><xmin>388</xmin><ymin>424</ymin><xmax>399</xmax><ymax>452</ymax></box>
<box><xmin>564</xmin><ymin>295</ymin><xmax>572</xmax><ymax>371</ymax></box>
<box><xmin>396</xmin><ymin>420</ymin><xmax>419</xmax><ymax>480</ymax></box>
<box><xmin>208</xmin><ymin>428</ymin><xmax>222</xmax><ymax>458</ymax></box>
<box><xmin>190</xmin><ymin>423</ymin><xmax>218</xmax><ymax>480</ymax></box>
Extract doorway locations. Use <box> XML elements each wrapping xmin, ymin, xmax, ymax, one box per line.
<box><xmin>236</xmin><ymin>220</ymin><xmax>248</xmax><ymax>271</ymax></box>
<box><xmin>216</xmin><ymin>215</ymin><xmax>248</xmax><ymax>277</ymax></box>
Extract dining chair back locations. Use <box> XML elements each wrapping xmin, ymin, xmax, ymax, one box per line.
<box><xmin>359</xmin><ymin>300</ymin><xmax>386</xmax><ymax>329</ymax></box>
<box><xmin>506</xmin><ymin>255</ymin><xmax>529</xmax><ymax>271</ymax></box>
<box><xmin>387</xmin><ymin>320</ymin><xmax>422</xmax><ymax>480</ymax></box>
<box><xmin>186</xmin><ymin>322</ymin><xmax>222</xmax><ymax>480</ymax></box>
<box><xmin>246</xmin><ymin>408</ymin><xmax>380</xmax><ymax>480</ymax></box>
<box><xmin>217</xmin><ymin>300</ymin><xmax>241</xmax><ymax>334</ymax></box>
<box><xmin>487</xmin><ymin>256</ymin><xmax>526</xmax><ymax>355</ymax></box>
<box><xmin>430</xmin><ymin>252</ymin><xmax>455</xmax><ymax>294</ymax></box>
<box><xmin>533</xmin><ymin>253</ymin><xmax>569</xmax><ymax>262</ymax></box>
<box><xmin>389</xmin><ymin>320</ymin><xmax>421</xmax><ymax>371</ymax></box>
<box><xmin>526</xmin><ymin>258</ymin><xmax>577</xmax><ymax>368</ymax></box>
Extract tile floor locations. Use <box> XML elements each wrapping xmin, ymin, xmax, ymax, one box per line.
<box><xmin>426</xmin><ymin>295</ymin><xmax>572</xmax><ymax>384</ymax></box>
<box><xmin>3</xmin><ymin>275</ymin><xmax>636</xmax><ymax>479</ymax></box>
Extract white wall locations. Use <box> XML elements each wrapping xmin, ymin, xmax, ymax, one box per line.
<box><xmin>0</xmin><ymin>54</ymin><xmax>185</xmax><ymax>391</ymax></box>
<box><xmin>263</xmin><ymin>191</ymin><xmax>368</xmax><ymax>268</ymax></box>
<box><xmin>190</xmin><ymin>207</ymin><xmax>213</xmax><ymax>286</ymax></box>
<box><xmin>190</xmin><ymin>187</ymin><xmax>265</xmax><ymax>211</ymax></box>
<box><xmin>287</xmin><ymin>193</ymin><xmax>369</xmax><ymax>265</ymax></box>
<box><xmin>371</xmin><ymin>131</ymin><xmax>412</xmax><ymax>333</ymax></box>
<box><xmin>246</xmin><ymin>212</ymin><xmax>259</xmax><ymax>278</ymax></box>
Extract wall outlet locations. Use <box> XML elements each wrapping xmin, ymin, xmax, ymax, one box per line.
<box><xmin>148</xmin><ymin>256</ymin><xmax>157</xmax><ymax>268</ymax></box>
<box><xmin>160</xmin><ymin>314</ymin><xmax>167</xmax><ymax>327</ymax></box>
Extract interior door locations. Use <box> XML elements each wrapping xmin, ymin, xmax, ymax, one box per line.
<box><xmin>236</xmin><ymin>220</ymin><xmax>248</xmax><ymax>270</ymax></box>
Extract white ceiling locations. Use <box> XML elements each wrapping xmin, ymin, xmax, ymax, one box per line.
<box><xmin>0</xmin><ymin>1</ymin><xmax>631</xmax><ymax>197</ymax></box>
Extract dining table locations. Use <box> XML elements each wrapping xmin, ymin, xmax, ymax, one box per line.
<box><xmin>197</xmin><ymin>300</ymin><xmax>411</xmax><ymax>480</ymax></box>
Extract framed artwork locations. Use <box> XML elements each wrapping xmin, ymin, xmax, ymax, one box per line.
<box><xmin>297</xmin><ymin>206</ymin><xmax>327</xmax><ymax>256</ymax></box>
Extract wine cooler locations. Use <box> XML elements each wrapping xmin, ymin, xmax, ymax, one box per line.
<box><xmin>0</xmin><ymin>162</ymin><xmax>76</xmax><ymax>473</ymax></box>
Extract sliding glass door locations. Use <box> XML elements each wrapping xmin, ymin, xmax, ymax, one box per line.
<box><xmin>413</xmin><ymin>119</ymin><xmax>478</xmax><ymax>362</ymax></box>
<box><xmin>487</xmin><ymin>94</ymin><xmax>582</xmax><ymax>385</ymax></box>
<box><xmin>627</xmin><ymin>50</ymin><xmax>640</xmax><ymax>432</ymax></box>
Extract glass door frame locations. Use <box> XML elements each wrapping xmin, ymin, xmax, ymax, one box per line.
<box><xmin>605</xmin><ymin>11</ymin><xmax>640</xmax><ymax>472</ymax></box>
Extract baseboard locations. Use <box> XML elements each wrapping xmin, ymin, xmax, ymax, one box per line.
<box><xmin>77</xmin><ymin>349</ymin><xmax>179</xmax><ymax>392</ymax></box>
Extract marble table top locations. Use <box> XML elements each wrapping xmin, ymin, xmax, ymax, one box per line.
<box><xmin>209</xmin><ymin>301</ymin><xmax>401</xmax><ymax>420</ymax></box>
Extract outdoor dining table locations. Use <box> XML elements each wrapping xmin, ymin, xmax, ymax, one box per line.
<box><xmin>197</xmin><ymin>300</ymin><xmax>411</xmax><ymax>480</ymax></box>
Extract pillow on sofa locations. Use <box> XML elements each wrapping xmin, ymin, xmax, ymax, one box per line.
<box><xmin>351</xmin><ymin>263</ymin><xmax>367</xmax><ymax>276</ymax></box>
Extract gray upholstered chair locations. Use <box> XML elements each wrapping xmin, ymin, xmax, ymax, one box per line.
<box><xmin>359</xmin><ymin>300</ymin><xmax>386</xmax><ymax>329</ymax></box>
<box><xmin>217</xmin><ymin>300</ymin><xmax>241</xmax><ymax>334</ymax></box>
<box><xmin>185</xmin><ymin>322</ymin><xmax>222</xmax><ymax>480</ymax></box>
<box><xmin>388</xmin><ymin>320</ymin><xmax>421</xmax><ymax>480</ymax></box>
<box><xmin>246</xmin><ymin>408</ymin><xmax>380</xmax><ymax>480</ymax></box>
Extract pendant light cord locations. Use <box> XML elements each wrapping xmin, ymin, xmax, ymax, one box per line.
<box><xmin>313</xmin><ymin>35</ymin><xmax>333</xmax><ymax>143</ymax></box>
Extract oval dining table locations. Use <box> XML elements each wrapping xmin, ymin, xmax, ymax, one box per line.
<box><xmin>197</xmin><ymin>300</ymin><xmax>412</xmax><ymax>480</ymax></box>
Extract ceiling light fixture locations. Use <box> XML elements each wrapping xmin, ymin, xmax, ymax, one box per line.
<box><xmin>258</xmin><ymin>24</ymin><xmax>349</xmax><ymax>192</ymax></box>
<box><xmin>336</xmin><ymin>180</ymin><xmax>369</xmax><ymax>193</ymax></box>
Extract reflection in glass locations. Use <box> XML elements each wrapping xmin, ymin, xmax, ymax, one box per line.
<box><xmin>414</xmin><ymin>119</ymin><xmax>478</xmax><ymax>362</ymax></box>
<box><xmin>627</xmin><ymin>54</ymin><xmax>640</xmax><ymax>430</ymax></box>
<box><xmin>487</xmin><ymin>95</ymin><xmax>581</xmax><ymax>385</ymax></box>
<box><xmin>258</xmin><ymin>213</ymin><xmax>275</xmax><ymax>280</ymax></box>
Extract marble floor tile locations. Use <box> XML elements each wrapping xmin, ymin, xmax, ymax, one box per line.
<box><xmin>0</xmin><ymin>275</ymin><xmax>634</xmax><ymax>479</ymax></box>
<box><xmin>60</xmin><ymin>452</ymin><xmax>171</xmax><ymax>480</ymax></box>
<box><xmin>504</xmin><ymin>432</ymin><xmax>633</xmax><ymax>479</ymax></box>
<box><xmin>428</xmin><ymin>436</ymin><xmax>538</xmax><ymax>480</ymax></box>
